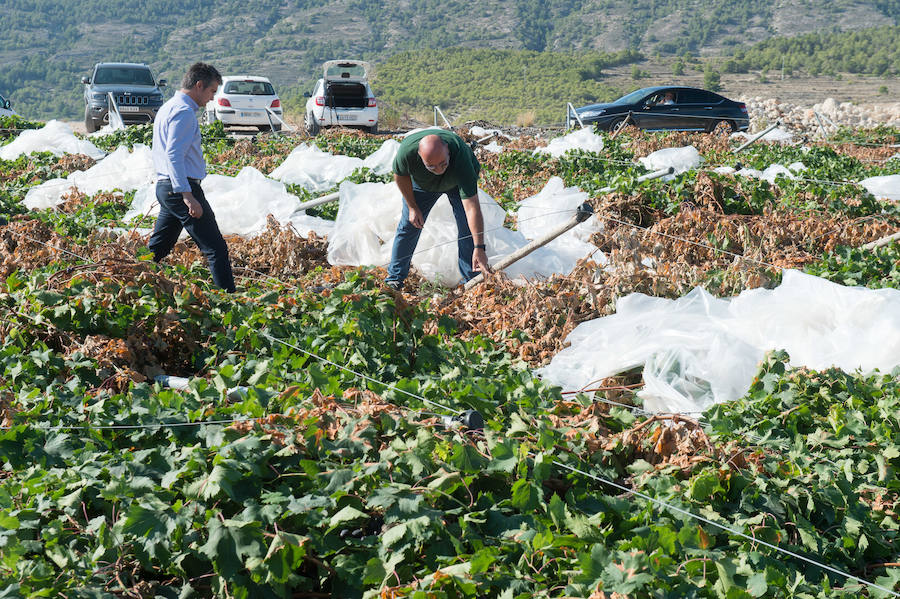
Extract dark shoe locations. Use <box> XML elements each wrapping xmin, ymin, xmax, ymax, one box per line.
<box><xmin>385</xmin><ymin>280</ymin><xmax>403</xmax><ymax>292</ymax></box>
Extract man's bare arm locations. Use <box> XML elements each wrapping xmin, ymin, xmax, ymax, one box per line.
<box><xmin>462</xmin><ymin>195</ymin><xmax>491</xmax><ymax>274</ymax></box>
<box><xmin>394</xmin><ymin>174</ymin><xmax>424</xmax><ymax>228</ymax></box>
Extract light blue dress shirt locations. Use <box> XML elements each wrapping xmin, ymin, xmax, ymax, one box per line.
<box><xmin>152</xmin><ymin>91</ymin><xmax>206</xmax><ymax>193</ymax></box>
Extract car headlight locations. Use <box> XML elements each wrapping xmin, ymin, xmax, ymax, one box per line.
<box><xmin>579</xmin><ymin>109</ymin><xmax>606</xmax><ymax>119</ymax></box>
<box><xmin>91</xmin><ymin>93</ymin><xmax>107</xmax><ymax>101</ymax></box>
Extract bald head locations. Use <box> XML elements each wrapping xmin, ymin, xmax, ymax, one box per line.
<box><xmin>418</xmin><ymin>134</ymin><xmax>450</xmax><ymax>174</ymax></box>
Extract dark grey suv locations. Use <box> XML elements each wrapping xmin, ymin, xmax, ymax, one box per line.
<box><xmin>82</xmin><ymin>63</ymin><xmax>166</xmax><ymax>133</ymax></box>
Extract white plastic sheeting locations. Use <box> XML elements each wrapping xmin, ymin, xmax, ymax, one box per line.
<box><xmin>517</xmin><ymin>177</ymin><xmax>606</xmax><ymax>267</ymax></box>
<box><xmin>326</xmin><ymin>180</ymin><xmax>605</xmax><ymax>286</ymax></box>
<box><xmin>24</xmin><ymin>144</ymin><xmax>155</xmax><ymax>210</ymax></box>
<box><xmin>268</xmin><ymin>139</ymin><xmax>399</xmax><ymax>192</ymax></box>
<box><xmin>714</xmin><ymin>161</ymin><xmax>807</xmax><ymax>185</ymax></box>
<box><xmin>638</xmin><ymin>146</ymin><xmax>702</xmax><ymax>178</ymax></box>
<box><xmin>469</xmin><ymin>125</ymin><xmax>516</xmax><ymax>140</ymax></box>
<box><xmin>859</xmin><ymin>175</ymin><xmax>900</xmax><ymax>202</ymax></box>
<box><xmin>534</xmin><ymin>127</ymin><xmax>605</xmax><ymax>158</ymax></box>
<box><xmin>0</xmin><ymin>120</ymin><xmax>106</xmax><ymax>161</ymax></box>
<box><xmin>123</xmin><ymin>166</ymin><xmax>335</xmax><ymax>238</ymax></box>
<box><xmin>537</xmin><ymin>270</ymin><xmax>900</xmax><ymax>414</ymax></box>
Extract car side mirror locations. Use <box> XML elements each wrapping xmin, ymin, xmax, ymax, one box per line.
<box><xmin>3</xmin><ymin>100</ymin><xmax>9</xmax><ymax>110</ymax></box>
<box><xmin>81</xmin><ymin>76</ymin><xmax>90</xmax><ymax>85</ymax></box>
<box><xmin>303</xmin><ymin>91</ymin><xmax>311</xmax><ymax>97</ymax></box>
<box><xmin>158</xmin><ymin>79</ymin><xmax>167</xmax><ymax>87</ymax></box>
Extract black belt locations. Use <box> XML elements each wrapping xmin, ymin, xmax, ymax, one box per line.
<box><xmin>158</xmin><ymin>177</ymin><xmax>202</xmax><ymax>184</ymax></box>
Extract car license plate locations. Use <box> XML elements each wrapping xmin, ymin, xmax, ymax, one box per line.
<box><xmin>240</xmin><ymin>112</ymin><xmax>256</xmax><ymax>117</ymax></box>
<box><xmin>119</xmin><ymin>106</ymin><xmax>139</xmax><ymax>113</ymax></box>
<box><xmin>337</xmin><ymin>114</ymin><xmax>355</xmax><ymax>121</ymax></box>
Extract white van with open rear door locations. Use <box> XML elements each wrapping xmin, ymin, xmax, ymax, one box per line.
<box><xmin>304</xmin><ymin>60</ymin><xmax>378</xmax><ymax>135</ymax></box>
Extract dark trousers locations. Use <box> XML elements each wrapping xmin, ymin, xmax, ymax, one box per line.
<box><xmin>386</xmin><ymin>182</ymin><xmax>475</xmax><ymax>284</ymax></box>
<box><xmin>148</xmin><ymin>179</ymin><xmax>235</xmax><ymax>292</ymax></box>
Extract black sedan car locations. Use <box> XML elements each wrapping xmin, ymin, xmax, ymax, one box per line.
<box><xmin>572</xmin><ymin>86</ymin><xmax>750</xmax><ymax>133</ymax></box>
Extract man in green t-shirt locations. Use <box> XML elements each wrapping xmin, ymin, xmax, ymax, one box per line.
<box><xmin>385</xmin><ymin>130</ymin><xmax>490</xmax><ymax>290</ymax></box>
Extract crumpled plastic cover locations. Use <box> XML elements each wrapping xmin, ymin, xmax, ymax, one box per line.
<box><xmin>123</xmin><ymin>166</ymin><xmax>334</xmax><ymax>237</ymax></box>
<box><xmin>537</xmin><ymin>269</ymin><xmax>900</xmax><ymax>413</ymax></box>
<box><xmin>638</xmin><ymin>146</ymin><xmax>702</xmax><ymax>177</ymax></box>
<box><xmin>269</xmin><ymin>139</ymin><xmax>399</xmax><ymax>192</ymax></box>
<box><xmin>534</xmin><ymin>127</ymin><xmax>605</xmax><ymax>158</ymax></box>
<box><xmin>326</xmin><ymin>180</ymin><xmax>605</xmax><ymax>286</ymax></box>
<box><xmin>517</xmin><ymin>176</ymin><xmax>606</xmax><ymax>267</ymax></box>
<box><xmin>0</xmin><ymin>120</ymin><xmax>106</xmax><ymax>161</ymax></box>
<box><xmin>714</xmin><ymin>162</ymin><xmax>807</xmax><ymax>185</ymax></box>
<box><xmin>859</xmin><ymin>174</ymin><xmax>900</xmax><ymax>202</ymax></box>
<box><xmin>25</xmin><ymin>144</ymin><xmax>155</xmax><ymax>210</ymax></box>
<box><xmin>469</xmin><ymin>125</ymin><xmax>516</xmax><ymax>140</ymax></box>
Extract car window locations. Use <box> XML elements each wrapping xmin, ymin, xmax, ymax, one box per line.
<box><xmin>326</xmin><ymin>63</ymin><xmax>366</xmax><ymax>79</ymax></box>
<box><xmin>679</xmin><ymin>89</ymin><xmax>720</xmax><ymax>103</ymax></box>
<box><xmin>614</xmin><ymin>89</ymin><xmax>652</xmax><ymax>105</ymax></box>
<box><xmin>224</xmin><ymin>80</ymin><xmax>275</xmax><ymax>95</ymax></box>
<box><xmin>94</xmin><ymin>67</ymin><xmax>155</xmax><ymax>86</ymax></box>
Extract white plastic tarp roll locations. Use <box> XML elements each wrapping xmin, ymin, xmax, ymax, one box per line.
<box><xmin>361</xmin><ymin>139</ymin><xmax>400</xmax><ymax>174</ymax></box>
<box><xmin>269</xmin><ymin>143</ymin><xmax>363</xmax><ymax>192</ymax></box>
<box><xmin>326</xmin><ymin>181</ymin><xmax>599</xmax><ymax>286</ymax></box>
<box><xmin>533</xmin><ymin>127</ymin><xmax>605</xmax><ymax>158</ymax></box>
<box><xmin>537</xmin><ymin>270</ymin><xmax>900</xmax><ymax>414</ymax></box>
<box><xmin>122</xmin><ymin>166</ymin><xmax>334</xmax><ymax>237</ymax></box>
<box><xmin>269</xmin><ymin>139</ymin><xmax>400</xmax><ymax>192</ymax></box>
<box><xmin>516</xmin><ymin>177</ymin><xmax>606</xmax><ymax>267</ymax></box>
<box><xmin>0</xmin><ymin>120</ymin><xmax>106</xmax><ymax>161</ymax></box>
<box><xmin>638</xmin><ymin>146</ymin><xmax>702</xmax><ymax>178</ymax></box>
<box><xmin>859</xmin><ymin>175</ymin><xmax>900</xmax><ymax>202</ymax></box>
<box><xmin>24</xmin><ymin>144</ymin><xmax>155</xmax><ymax>210</ymax></box>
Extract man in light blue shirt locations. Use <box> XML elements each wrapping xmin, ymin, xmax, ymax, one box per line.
<box><xmin>148</xmin><ymin>62</ymin><xmax>235</xmax><ymax>292</ymax></box>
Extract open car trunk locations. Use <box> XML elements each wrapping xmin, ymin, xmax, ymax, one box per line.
<box><xmin>324</xmin><ymin>82</ymin><xmax>367</xmax><ymax>108</ymax></box>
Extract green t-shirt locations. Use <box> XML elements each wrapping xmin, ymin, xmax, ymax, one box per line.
<box><xmin>392</xmin><ymin>129</ymin><xmax>480</xmax><ymax>198</ymax></box>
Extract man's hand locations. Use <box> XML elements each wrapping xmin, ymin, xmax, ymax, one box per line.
<box><xmin>408</xmin><ymin>205</ymin><xmax>424</xmax><ymax>228</ymax></box>
<box><xmin>182</xmin><ymin>192</ymin><xmax>203</xmax><ymax>218</ymax></box>
<box><xmin>472</xmin><ymin>247</ymin><xmax>491</xmax><ymax>274</ymax></box>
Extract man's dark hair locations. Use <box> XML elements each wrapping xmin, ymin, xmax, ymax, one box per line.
<box><xmin>181</xmin><ymin>62</ymin><xmax>222</xmax><ymax>90</ymax></box>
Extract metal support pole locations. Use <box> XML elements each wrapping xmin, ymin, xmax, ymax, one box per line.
<box><xmin>433</xmin><ymin>106</ymin><xmax>452</xmax><ymax>128</ymax></box>
<box><xmin>734</xmin><ymin>121</ymin><xmax>781</xmax><ymax>153</ymax></box>
<box><xmin>266</xmin><ymin>107</ymin><xmax>294</xmax><ymax>132</ymax></box>
<box><xmin>463</xmin><ymin>167</ymin><xmax>674</xmax><ymax>290</ymax></box>
<box><xmin>294</xmin><ymin>191</ymin><xmax>340</xmax><ymax>212</ymax></box>
<box><xmin>861</xmin><ymin>231</ymin><xmax>900</xmax><ymax>250</ymax></box>
<box><xmin>814</xmin><ymin>112</ymin><xmax>828</xmax><ymax>140</ymax></box>
<box><xmin>464</xmin><ymin>203</ymin><xmax>595</xmax><ymax>290</ymax></box>
<box><xmin>106</xmin><ymin>92</ymin><xmax>126</xmax><ymax>130</ymax></box>
<box><xmin>566</xmin><ymin>102</ymin><xmax>584</xmax><ymax>130</ymax></box>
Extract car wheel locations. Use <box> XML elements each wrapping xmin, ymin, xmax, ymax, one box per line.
<box><xmin>608</xmin><ymin>116</ymin><xmax>628</xmax><ymax>134</ymax></box>
<box><xmin>708</xmin><ymin>120</ymin><xmax>735</xmax><ymax>135</ymax></box>
<box><xmin>368</xmin><ymin>123</ymin><xmax>378</xmax><ymax>134</ymax></box>
<box><xmin>84</xmin><ymin>107</ymin><xmax>98</xmax><ymax>133</ymax></box>
<box><xmin>305</xmin><ymin>112</ymin><xmax>320</xmax><ymax>136</ymax></box>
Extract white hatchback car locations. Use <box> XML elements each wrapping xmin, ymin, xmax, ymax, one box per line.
<box><xmin>204</xmin><ymin>76</ymin><xmax>283</xmax><ymax>131</ymax></box>
<box><xmin>305</xmin><ymin>60</ymin><xmax>378</xmax><ymax>135</ymax></box>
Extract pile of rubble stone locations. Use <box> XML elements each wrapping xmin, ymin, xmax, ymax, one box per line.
<box><xmin>741</xmin><ymin>96</ymin><xmax>900</xmax><ymax>137</ymax></box>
